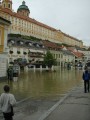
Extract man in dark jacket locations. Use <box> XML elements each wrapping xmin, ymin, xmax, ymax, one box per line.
<box><xmin>82</xmin><ymin>68</ymin><xmax>90</xmax><ymax>93</ymax></box>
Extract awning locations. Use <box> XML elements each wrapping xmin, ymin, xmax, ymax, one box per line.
<box><xmin>29</xmin><ymin>49</ymin><xmax>37</xmax><ymax>53</ymax></box>
<box><xmin>37</xmin><ymin>50</ymin><xmax>44</xmax><ymax>53</ymax></box>
<box><xmin>29</xmin><ymin>49</ymin><xmax>44</xmax><ymax>53</ymax></box>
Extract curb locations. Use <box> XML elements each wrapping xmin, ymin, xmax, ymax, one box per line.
<box><xmin>38</xmin><ymin>85</ymin><xmax>81</xmax><ymax>120</ymax></box>
<box><xmin>38</xmin><ymin>92</ymin><xmax>70</xmax><ymax>120</ymax></box>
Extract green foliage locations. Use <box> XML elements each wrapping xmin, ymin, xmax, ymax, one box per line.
<box><xmin>8</xmin><ymin>34</ymin><xmax>42</xmax><ymax>42</ymax></box>
<box><xmin>17</xmin><ymin>51</ymin><xmax>20</xmax><ymax>54</ymax></box>
<box><xmin>9</xmin><ymin>50</ymin><xmax>13</xmax><ymax>54</ymax></box>
<box><xmin>8</xmin><ymin>33</ymin><xmax>21</xmax><ymax>38</ymax></box>
<box><xmin>23</xmin><ymin>51</ymin><xmax>27</xmax><ymax>55</ymax></box>
<box><xmin>44</xmin><ymin>51</ymin><xmax>56</xmax><ymax>68</ymax></box>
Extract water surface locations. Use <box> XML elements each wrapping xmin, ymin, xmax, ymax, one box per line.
<box><xmin>0</xmin><ymin>69</ymin><xmax>83</xmax><ymax>101</ymax></box>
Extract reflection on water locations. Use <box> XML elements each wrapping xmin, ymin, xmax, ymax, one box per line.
<box><xmin>0</xmin><ymin>69</ymin><xmax>83</xmax><ymax>101</ymax></box>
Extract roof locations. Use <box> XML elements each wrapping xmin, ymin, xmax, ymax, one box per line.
<box><xmin>72</xmin><ymin>51</ymin><xmax>84</xmax><ymax>58</ymax></box>
<box><xmin>64</xmin><ymin>46</ymin><xmax>84</xmax><ymax>58</ymax></box>
<box><xmin>42</xmin><ymin>40</ymin><xmax>62</xmax><ymax>50</ymax></box>
<box><xmin>2</xmin><ymin>0</ymin><xmax>12</xmax><ymax>3</ymax></box>
<box><xmin>17</xmin><ymin>1</ymin><xmax>30</xmax><ymax>13</ymax></box>
<box><xmin>61</xmin><ymin>50</ymin><xmax>74</xmax><ymax>56</ymax></box>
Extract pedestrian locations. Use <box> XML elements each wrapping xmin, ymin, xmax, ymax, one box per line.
<box><xmin>82</xmin><ymin>68</ymin><xmax>90</xmax><ymax>93</ymax></box>
<box><xmin>7</xmin><ymin>67</ymin><xmax>13</xmax><ymax>81</ymax></box>
<box><xmin>0</xmin><ymin>85</ymin><xmax>16</xmax><ymax>120</ymax></box>
<box><xmin>13</xmin><ymin>64</ymin><xmax>19</xmax><ymax>81</ymax></box>
<box><xmin>7</xmin><ymin>68</ymin><xmax>10</xmax><ymax>80</ymax></box>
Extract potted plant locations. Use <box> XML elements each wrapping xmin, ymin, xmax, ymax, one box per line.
<box><xmin>23</xmin><ymin>51</ymin><xmax>27</xmax><ymax>55</ymax></box>
<box><xmin>17</xmin><ymin>51</ymin><xmax>20</xmax><ymax>54</ymax></box>
<box><xmin>9</xmin><ymin>50</ymin><xmax>13</xmax><ymax>54</ymax></box>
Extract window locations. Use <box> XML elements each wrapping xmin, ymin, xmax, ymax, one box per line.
<box><xmin>8</xmin><ymin>4</ymin><xmax>10</xmax><ymax>8</ymax></box>
<box><xmin>4</xmin><ymin>4</ymin><xmax>5</xmax><ymax>8</ymax></box>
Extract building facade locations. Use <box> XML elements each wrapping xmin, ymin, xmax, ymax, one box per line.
<box><xmin>0</xmin><ymin>16</ymin><xmax>11</xmax><ymax>78</ymax></box>
<box><xmin>0</xmin><ymin>0</ymin><xmax>83</xmax><ymax>48</ymax></box>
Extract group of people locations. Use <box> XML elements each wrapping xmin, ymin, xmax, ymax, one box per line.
<box><xmin>82</xmin><ymin>67</ymin><xmax>90</xmax><ymax>93</ymax></box>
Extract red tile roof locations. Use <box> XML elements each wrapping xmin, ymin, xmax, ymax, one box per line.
<box><xmin>43</xmin><ymin>40</ymin><xmax>62</xmax><ymax>50</ymax></box>
<box><xmin>66</xmin><ymin>47</ymin><xmax>84</xmax><ymax>58</ymax></box>
<box><xmin>72</xmin><ymin>51</ymin><xmax>84</xmax><ymax>58</ymax></box>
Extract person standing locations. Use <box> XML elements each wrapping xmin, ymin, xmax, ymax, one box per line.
<box><xmin>7</xmin><ymin>67</ymin><xmax>13</xmax><ymax>81</ymax></box>
<box><xmin>0</xmin><ymin>85</ymin><xmax>16</xmax><ymax>120</ymax></box>
<box><xmin>13</xmin><ymin>64</ymin><xmax>19</xmax><ymax>81</ymax></box>
<box><xmin>7</xmin><ymin>68</ymin><xmax>10</xmax><ymax>80</ymax></box>
<box><xmin>82</xmin><ymin>68</ymin><xmax>90</xmax><ymax>93</ymax></box>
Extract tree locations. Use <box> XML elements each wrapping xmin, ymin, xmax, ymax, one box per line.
<box><xmin>44</xmin><ymin>51</ymin><xmax>56</xmax><ymax>69</ymax></box>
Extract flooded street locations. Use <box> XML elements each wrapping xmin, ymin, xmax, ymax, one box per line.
<box><xmin>0</xmin><ymin>69</ymin><xmax>83</xmax><ymax>101</ymax></box>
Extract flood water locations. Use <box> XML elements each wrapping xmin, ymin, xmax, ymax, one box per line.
<box><xmin>0</xmin><ymin>69</ymin><xmax>83</xmax><ymax>101</ymax></box>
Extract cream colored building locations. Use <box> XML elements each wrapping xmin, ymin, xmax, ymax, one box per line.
<box><xmin>0</xmin><ymin>0</ymin><xmax>83</xmax><ymax>48</ymax></box>
<box><xmin>61</xmin><ymin>32</ymin><xmax>83</xmax><ymax>48</ymax></box>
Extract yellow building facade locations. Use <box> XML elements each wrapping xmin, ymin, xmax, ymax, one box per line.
<box><xmin>0</xmin><ymin>24</ymin><xmax>4</xmax><ymax>52</ymax></box>
<box><xmin>0</xmin><ymin>16</ymin><xmax>11</xmax><ymax>78</ymax></box>
<box><xmin>0</xmin><ymin>0</ymin><xmax>83</xmax><ymax>48</ymax></box>
<box><xmin>0</xmin><ymin>16</ymin><xmax>11</xmax><ymax>53</ymax></box>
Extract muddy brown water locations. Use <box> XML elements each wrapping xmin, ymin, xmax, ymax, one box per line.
<box><xmin>0</xmin><ymin>69</ymin><xmax>83</xmax><ymax>101</ymax></box>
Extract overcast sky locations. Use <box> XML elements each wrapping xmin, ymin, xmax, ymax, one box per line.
<box><xmin>11</xmin><ymin>0</ymin><xmax>90</xmax><ymax>46</ymax></box>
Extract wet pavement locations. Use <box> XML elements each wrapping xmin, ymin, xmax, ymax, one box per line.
<box><xmin>1</xmin><ymin>81</ymin><xmax>90</xmax><ymax>120</ymax></box>
<box><xmin>0</xmin><ymin>95</ymin><xmax>65</xmax><ymax>120</ymax></box>
<box><xmin>15</xmin><ymin>82</ymin><xmax>90</xmax><ymax>120</ymax></box>
<box><xmin>43</xmin><ymin>83</ymin><xmax>90</xmax><ymax>120</ymax></box>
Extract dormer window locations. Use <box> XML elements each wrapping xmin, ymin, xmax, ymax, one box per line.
<box><xmin>42</xmin><ymin>45</ymin><xmax>45</xmax><ymax>48</ymax></box>
<box><xmin>36</xmin><ymin>44</ymin><xmax>39</xmax><ymax>47</ymax></box>
<box><xmin>20</xmin><ymin>41</ymin><xmax>23</xmax><ymax>45</ymax></box>
<box><xmin>11</xmin><ymin>40</ymin><xmax>14</xmax><ymax>44</ymax></box>
<box><xmin>29</xmin><ymin>43</ymin><xmax>32</xmax><ymax>46</ymax></box>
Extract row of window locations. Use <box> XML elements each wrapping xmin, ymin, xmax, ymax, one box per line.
<box><xmin>0</xmin><ymin>12</ymin><xmax>83</xmax><ymax>47</ymax></box>
<box><xmin>3</xmin><ymin>3</ymin><xmax>11</xmax><ymax>9</ymax></box>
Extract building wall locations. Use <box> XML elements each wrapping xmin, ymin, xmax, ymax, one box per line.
<box><xmin>61</xmin><ymin>33</ymin><xmax>83</xmax><ymax>48</ymax></box>
<box><xmin>0</xmin><ymin>8</ymin><xmax>83</xmax><ymax>48</ymax></box>
<box><xmin>0</xmin><ymin>24</ymin><xmax>4</xmax><ymax>52</ymax></box>
<box><xmin>83</xmin><ymin>51</ymin><xmax>90</xmax><ymax>62</ymax></box>
<box><xmin>8</xmin><ymin>46</ymin><xmax>29</xmax><ymax>62</ymax></box>
<box><xmin>50</xmin><ymin>50</ymin><xmax>63</xmax><ymax>66</ymax></box>
<box><xmin>0</xmin><ymin>17</ymin><xmax>10</xmax><ymax>78</ymax></box>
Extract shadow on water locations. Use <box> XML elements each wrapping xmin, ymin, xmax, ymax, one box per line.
<box><xmin>0</xmin><ymin>69</ymin><xmax>83</xmax><ymax>101</ymax></box>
